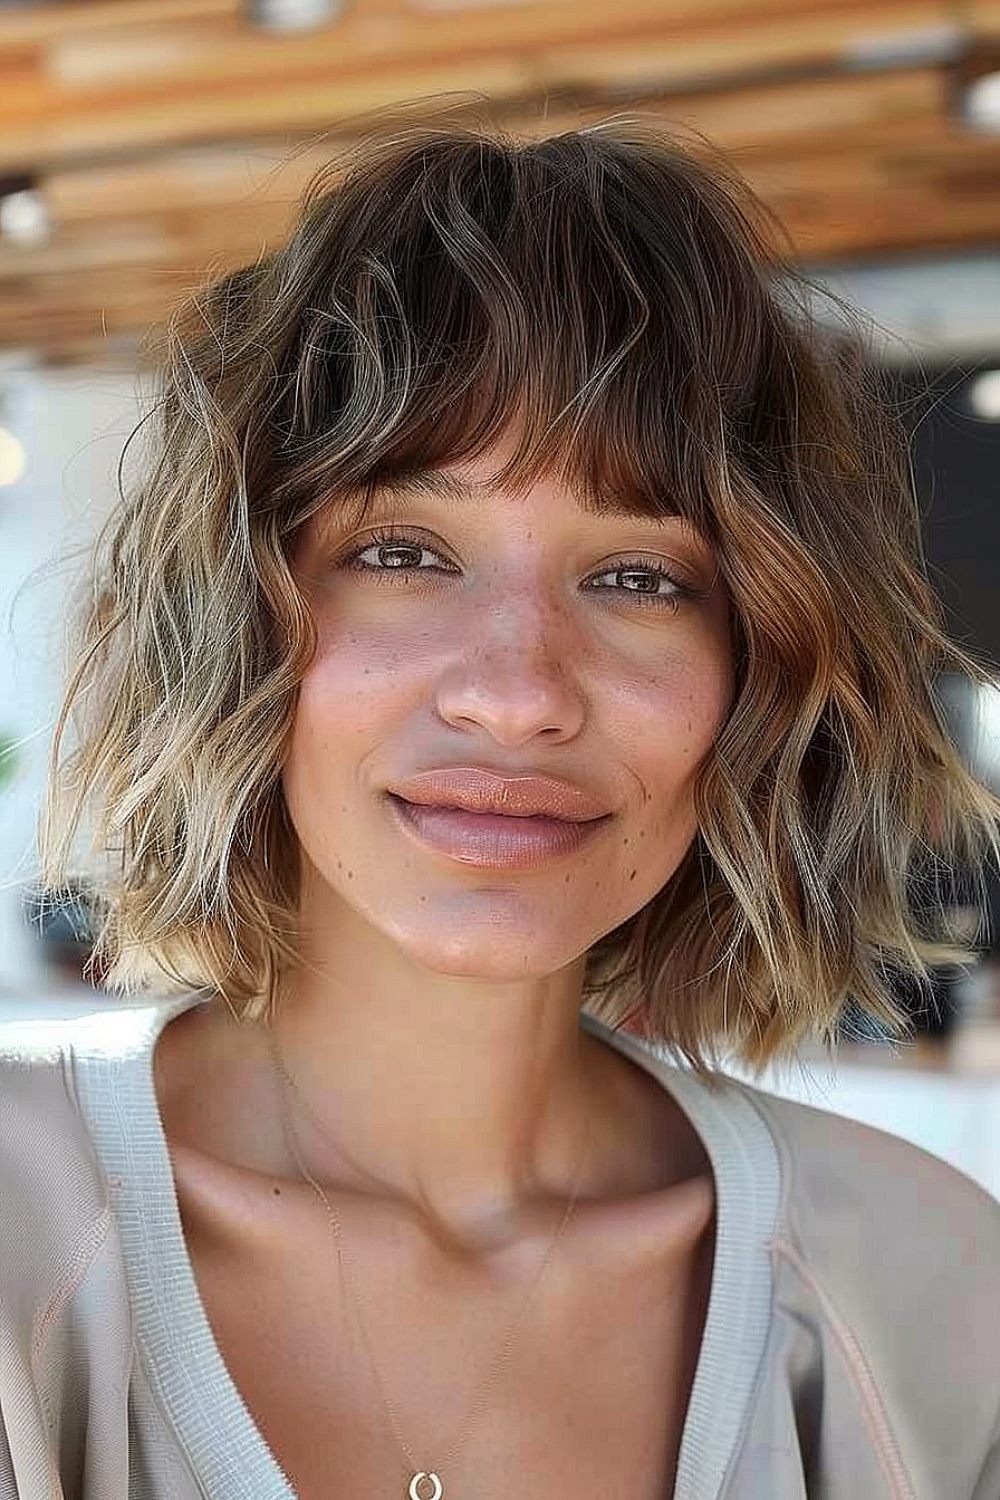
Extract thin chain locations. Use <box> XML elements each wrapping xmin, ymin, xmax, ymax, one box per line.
<box><xmin>264</xmin><ymin>1020</ymin><xmax>594</xmax><ymax>1494</ymax></box>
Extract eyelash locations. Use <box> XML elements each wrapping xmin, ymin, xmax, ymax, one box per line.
<box><xmin>338</xmin><ymin>526</ymin><xmax>705</xmax><ymax>610</ymax></box>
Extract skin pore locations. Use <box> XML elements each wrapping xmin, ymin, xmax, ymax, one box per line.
<box><xmin>259</xmin><ymin>425</ymin><xmax>736</xmax><ymax>1250</ymax></box>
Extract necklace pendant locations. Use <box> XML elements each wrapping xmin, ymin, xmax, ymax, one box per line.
<box><xmin>408</xmin><ymin>1473</ymin><xmax>443</xmax><ymax>1500</ymax></box>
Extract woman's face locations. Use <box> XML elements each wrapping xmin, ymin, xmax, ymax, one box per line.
<box><xmin>282</xmin><ymin>434</ymin><xmax>735</xmax><ymax>983</ymax></box>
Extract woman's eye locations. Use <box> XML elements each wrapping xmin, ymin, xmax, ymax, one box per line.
<box><xmin>339</xmin><ymin>528</ymin><xmax>702</xmax><ymax>609</ymax></box>
<box><xmin>343</xmin><ymin>537</ymin><xmax>438</xmax><ymax>575</ymax></box>
<box><xmin>585</xmin><ymin>564</ymin><xmax>694</xmax><ymax>606</ymax></box>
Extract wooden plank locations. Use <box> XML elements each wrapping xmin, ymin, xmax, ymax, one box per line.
<box><xmin>654</xmin><ymin>68</ymin><xmax>944</xmax><ymax>145</ymax></box>
<box><xmin>0</xmin><ymin>200</ymin><xmax>295</xmax><ymax>277</ymax></box>
<box><xmin>23</xmin><ymin>66</ymin><xmax>944</xmax><ymax>233</ymax></box>
<box><xmin>535</xmin><ymin>5</ymin><xmax>952</xmax><ymax>92</ymax></box>
<box><xmin>40</xmin><ymin>145</ymin><xmax>334</xmax><ymax>222</ymax></box>
<box><xmin>38</xmin><ymin>0</ymin><xmax>949</xmax><ymax>92</ymax></box>
<box><xmin>5</xmin><ymin>86</ymin><xmax>998</xmax><ymax>284</ymax></box>
<box><xmin>0</xmin><ymin>1</ymin><xmax>961</xmax><ymax>172</ymax></box>
<box><xmin>0</xmin><ymin>0</ymin><xmax>931</xmax><ymax>46</ymax></box>
<box><xmin>10</xmin><ymin>184</ymin><xmax>1000</xmax><ymax>371</ymax></box>
<box><xmin>1</xmin><ymin>0</ymin><xmax>998</xmax><ymax>361</ymax></box>
<box><xmin>968</xmin><ymin>0</ymin><xmax>1000</xmax><ymax>33</ymax></box>
<box><xmin>781</xmin><ymin>196</ymin><xmax>1000</xmax><ymax>258</ymax></box>
<box><xmin>36</xmin><ymin>1</ymin><xmax>959</xmax><ymax>94</ymax></box>
<box><xmin>0</xmin><ymin>63</ymin><xmax>534</xmax><ymax>172</ymax></box>
<box><xmin>0</xmin><ymin>0</ymin><xmax>238</xmax><ymax>46</ymax></box>
<box><xmin>8</xmin><ymin>136</ymin><xmax>1000</xmax><ymax>305</ymax></box>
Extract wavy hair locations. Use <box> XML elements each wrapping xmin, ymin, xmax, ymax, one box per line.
<box><xmin>39</xmin><ymin>106</ymin><xmax>1000</xmax><ymax>1084</ymax></box>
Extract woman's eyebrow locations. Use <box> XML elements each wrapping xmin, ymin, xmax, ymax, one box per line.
<box><xmin>360</xmin><ymin>470</ymin><xmax>490</xmax><ymax>510</ymax></box>
<box><xmin>353</xmin><ymin>469</ymin><xmax>696</xmax><ymax>525</ymax></box>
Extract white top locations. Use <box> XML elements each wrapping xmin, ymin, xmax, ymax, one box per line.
<box><xmin>2</xmin><ymin>988</ymin><xmax>999</xmax><ymax>1498</ymax></box>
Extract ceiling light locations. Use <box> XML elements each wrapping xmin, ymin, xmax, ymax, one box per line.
<box><xmin>0</xmin><ymin>426</ymin><xmax>26</xmax><ymax>487</ymax></box>
<box><xmin>245</xmin><ymin>0</ymin><xmax>342</xmax><ymax>29</ymax></box>
<box><xmin>966</xmin><ymin>369</ymin><xmax>1000</xmax><ymax>420</ymax></box>
<box><xmin>0</xmin><ymin>185</ymin><xmax>50</xmax><ymax>245</ymax></box>
<box><xmin>963</xmin><ymin>68</ymin><xmax>1000</xmax><ymax>129</ymax></box>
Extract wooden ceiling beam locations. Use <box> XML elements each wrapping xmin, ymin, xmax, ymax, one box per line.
<box><xmin>7</xmin><ymin>112</ymin><xmax>1000</xmax><ymax>281</ymax></box>
<box><xmin>0</xmin><ymin>0</ymin><xmax>944</xmax><ymax>47</ymax></box>
<box><xmin>0</xmin><ymin>0</ymin><xmax>238</xmax><ymax>46</ymax></box>
<box><xmin>1</xmin><ymin>1</ymin><xmax>997</xmax><ymax>362</ymax></box>
<box><xmin>7</xmin><ymin>131</ymin><xmax>1000</xmax><ymax>344</ymax></box>
<box><xmin>15</xmin><ymin>65</ymin><xmax>944</xmax><ymax>236</ymax></box>
<box><xmin>0</xmin><ymin>0</ymin><xmax>966</xmax><ymax>173</ymax></box>
<box><xmin>968</xmin><ymin>0</ymin><xmax>1000</xmax><ymax>34</ymax></box>
<box><xmin>8</xmin><ymin>184</ymin><xmax>1000</xmax><ymax>368</ymax></box>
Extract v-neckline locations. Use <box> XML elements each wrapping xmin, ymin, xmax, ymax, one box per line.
<box><xmin>74</xmin><ymin>992</ymin><xmax>781</xmax><ymax>1500</ymax></box>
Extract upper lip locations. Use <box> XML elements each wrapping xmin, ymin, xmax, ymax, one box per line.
<box><xmin>387</xmin><ymin>768</ymin><xmax>612</xmax><ymax>821</ymax></box>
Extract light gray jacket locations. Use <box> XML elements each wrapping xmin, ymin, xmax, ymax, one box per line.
<box><xmin>1</xmin><ymin>990</ymin><xmax>999</xmax><ymax>1499</ymax></box>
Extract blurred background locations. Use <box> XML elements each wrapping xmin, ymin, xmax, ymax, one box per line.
<box><xmin>2</xmin><ymin>0</ymin><xmax>1000</xmax><ymax>1194</ymax></box>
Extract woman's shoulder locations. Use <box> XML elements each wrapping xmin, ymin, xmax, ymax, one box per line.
<box><xmin>735</xmin><ymin>1073</ymin><xmax>1000</xmax><ymax>1241</ymax></box>
<box><xmin>734</xmin><ymin>1076</ymin><xmax>1000</xmax><ymax>1429</ymax></box>
<box><xmin>0</xmin><ymin>997</ymin><xmax>109</xmax><ymax>1156</ymax></box>
<box><xmin>0</xmin><ymin>990</ymin><xmax>205</xmax><ymax>1082</ymax></box>
<box><xmin>0</xmin><ymin>1001</ymin><xmax>121</xmax><ymax>1333</ymax></box>
<box><xmin>668</xmin><ymin>1055</ymin><xmax>1000</xmax><ymax>1346</ymax></box>
<box><xmin>0</xmin><ymin>994</ymin><xmax>198</xmax><ymax>1303</ymax></box>
<box><xmin>721</xmin><ymin>1076</ymin><xmax>1000</xmax><ymax>1487</ymax></box>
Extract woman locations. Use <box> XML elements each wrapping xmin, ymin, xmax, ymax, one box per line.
<box><xmin>3</xmin><ymin>112</ymin><xmax>1000</xmax><ymax>1500</ymax></box>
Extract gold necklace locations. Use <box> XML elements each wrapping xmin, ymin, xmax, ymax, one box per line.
<box><xmin>264</xmin><ymin>1020</ymin><xmax>594</xmax><ymax>1500</ymax></box>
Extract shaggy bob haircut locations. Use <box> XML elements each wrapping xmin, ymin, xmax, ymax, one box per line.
<box><xmin>40</xmin><ymin>110</ymin><xmax>1000</xmax><ymax>1085</ymax></box>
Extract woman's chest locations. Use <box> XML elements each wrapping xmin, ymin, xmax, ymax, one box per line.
<box><xmin>174</xmin><ymin>1168</ymin><xmax>716</xmax><ymax>1500</ymax></box>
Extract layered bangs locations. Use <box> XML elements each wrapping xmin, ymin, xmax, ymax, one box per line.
<box><xmin>261</xmin><ymin>123</ymin><xmax>779</xmax><ymax>554</ymax></box>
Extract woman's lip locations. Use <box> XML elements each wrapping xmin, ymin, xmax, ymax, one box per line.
<box><xmin>386</xmin><ymin>793</ymin><xmax>611</xmax><ymax>869</ymax></box>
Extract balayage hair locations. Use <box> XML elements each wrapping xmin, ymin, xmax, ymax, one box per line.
<box><xmin>39</xmin><ymin>107</ymin><xmax>1000</xmax><ymax>1085</ymax></box>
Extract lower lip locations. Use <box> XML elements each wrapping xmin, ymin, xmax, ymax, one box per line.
<box><xmin>386</xmin><ymin>795</ymin><xmax>611</xmax><ymax>869</ymax></box>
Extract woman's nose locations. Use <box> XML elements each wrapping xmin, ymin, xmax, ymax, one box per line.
<box><xmin>433</xmin><ymin>591</ymin><xmax>587</xmax><ymax>745</ymax></box>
